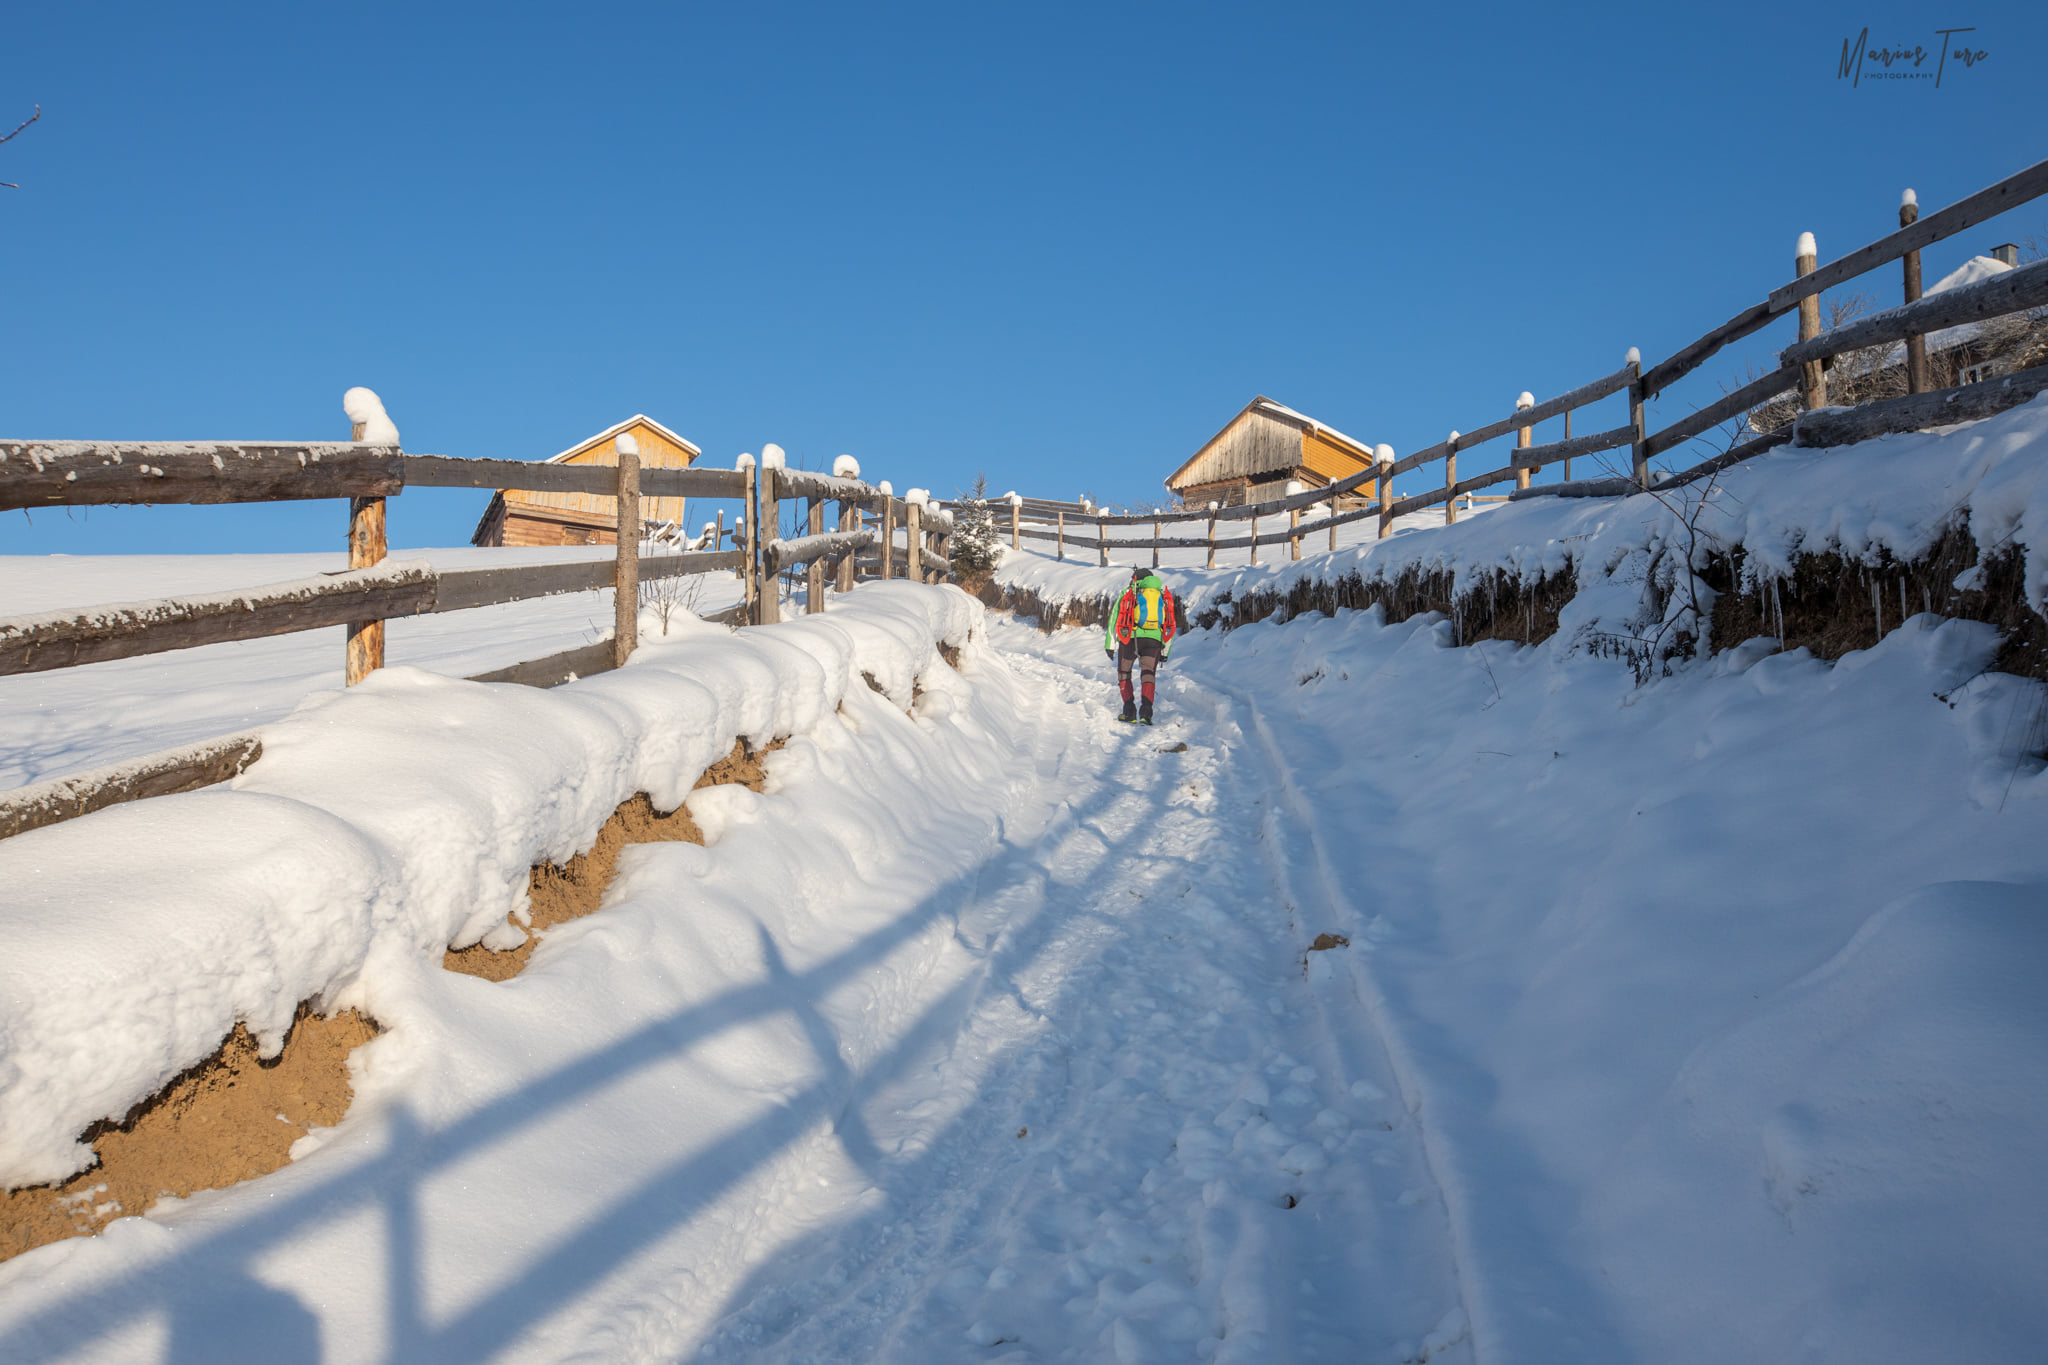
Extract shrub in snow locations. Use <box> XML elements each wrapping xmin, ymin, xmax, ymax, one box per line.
<box><xmin>951</xmin><ymin>478</ymin><xmax>1002</xmax><ymax>576</ymax></box>
<box><xmin>342</xmin><ymin>387</ymin><xmax>401</xmax><ymax>446</ymax></box>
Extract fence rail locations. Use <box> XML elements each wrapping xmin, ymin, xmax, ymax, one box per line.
<box><xmin>989</xmin><ymin>155</ymin><xmax>2048</xmax><ymax>567</ymax></box>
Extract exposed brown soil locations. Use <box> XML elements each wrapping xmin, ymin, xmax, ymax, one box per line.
<box><xmin>1309</xmin><ymin>933</ymin><xmax>1350</xmax><ymax>952</ymax></box>
<box><xmin>3</xmin><ymin>735</ymin><xmax>793</xmax><ymax>1265</ymax></box>
<box><xmin>1705</xmin><ymin>524</ymin><xmax>2046</xmax><ymax>679</ymax></box>
<box><xmin>1192</xmin><ymin>565</ymin><xmax>1577</xmax><ymax>647</ymax></box>
<box><xmin>1</xmin><ymin>1006</ymin><xmax>378</xmax><ymax>1264</ymax></box>
<box><xmin>445</xmin><ymin>736</ymin><xmax>785</xmax><ymax>981</ymax></box>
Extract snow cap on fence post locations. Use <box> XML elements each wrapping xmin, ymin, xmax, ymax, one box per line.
<box><xmin>761</xmin><ymin>444</ymin><xmax>786</xmax><ymax>470</ymax></box>
<box><xmin>832</xmin><ymin>454</ymin><xmax>860</xmax><ymax>479</ymax></box>
<box><xmin>878</xmin><ymin>480</ymin><xmax>892</xmax><ymax>496</ymax></box>
<box><xmin>735</xmin><ymin>451</ymin><xmax>755</xmax><ymax>470</ymax></box>
<box><xmin>341</xmin><ymin>388</ymin><xmax>400</xmax><ymax>445</ymax></box>
<box><xmin>614</xmin><ymin>433</ymin><xmax>639</xmax><ymax>457</ymax></box>
<box><xmin>1901</xmin><ymin>187</ymin><xmax>1917</xmax><ymax>208</ymax></box>
<box><xmin>1516</xmin><ymin>392</ymin><xmax>1534</xmax><ymax>410</ymax></box>
<box><xmin>1796</xmin><ymin>231</ymin><xmax>1817</xmax><ymax>261</ymax></box>
<box><xmin>1625</xmin><ymin>347</ymin><xmax>1640</xmax><ymax>368</ymax></box>
<box><xmin>1285</xmin><ymin>480</ymin><xmax>1304</xmax><ymax>496</ymax></box>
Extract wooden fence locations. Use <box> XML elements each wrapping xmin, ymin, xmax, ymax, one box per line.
<box><xmin>969</xmin><ymin>156</ymin><xmax>2048</xmax><ymax>566</ymax></box>
<box><xmin>0</xmin><ymin>439</ymin><xmax>959</xmax><ymax>838</ymax></box>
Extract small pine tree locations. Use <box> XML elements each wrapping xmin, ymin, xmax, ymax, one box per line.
<box><xmin>952</xmin><ymin>474</ymin><xmax>1002</xmax><ymax>575</ymax></box>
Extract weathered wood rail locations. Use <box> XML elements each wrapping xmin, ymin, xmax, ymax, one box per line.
<box><xmin>2</xmin><ymin>429</ymin><xmax>965</xmax><ymax>839</ymax></box>
<box><xmin>980</xmin><ymin>155</ymin><xmax>2048</xmax><ymax>566</ymax></box>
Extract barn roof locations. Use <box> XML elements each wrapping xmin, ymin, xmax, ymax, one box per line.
<box><xmin>1165</xmin><ymin>397</ymin><xmax>1374</xmax><ymax>491</ymax></box>
<box><xmin>545</xmin><ymin>413</ymin><xmax>701</xmax><ymax>464</ymax></box>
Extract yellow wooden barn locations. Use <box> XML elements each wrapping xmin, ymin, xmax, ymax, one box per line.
<box><xmin>471</xmin><ymin>415</ymin><xmax>701</xmax><ymax>547</ymax></box>
<box><xmin>1166</xmin><ymin>397</ymin><xmax>1376</xmax><ymax>508</ymax></box>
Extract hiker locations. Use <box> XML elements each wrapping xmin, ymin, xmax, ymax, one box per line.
<box><xmin>1105</xmin><ymin>566</ymin><xmax>1179</xmax><ymax>725</ymax></box>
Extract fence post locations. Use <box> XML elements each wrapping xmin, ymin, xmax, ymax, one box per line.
<box><xmin>1514</xmin><ymin>393</ymin><xmax>1535</xmax><ymax>491</ymax></box>
<box><xmin>907</xmin><ymin>501</ymin><xmax>923</xmax><ymax>582</ymax></box>
<box><xmin>1796</xmin><ymin>232</ymin><xmax>1826</xmax><ymax>410</ymax></box>
<box><xmin>344</xmin><ymin>412</ymin><xmax>387</xmax><ymax>687</ymax></box>
<box><xmin>1286</xmin><ymin>480</ymin><xmax>1303</xmax><ymax>561</ymax></box>
<box><xmin>835</xmin><ymin>498</ymin><xmax>856</xmax><ymax>593</ymax></box>
<box><xmin>1250</xmin><ymin>510</ymin><xmax>1259</xmax><ymax>566</ymax></box>
<box><xmin>881</xmin><ymin>497</ymin><xmax>896</xmax><ymax>581</ymax></box>
<box><xmin>1056</xmin><ymin>511</ymin><xmax>1065</xmax><ymax>562</ymax></box>
<box><xmin>1900</xmin><ymin>190</ymin><xmax>1929</xmax><ymax>394</ymax></box>
<box><xmin>1376</xmin><ymin>445</ymin><xmax>1397</xmax><ymax>539</ymax></box>
<box><xmin>742</xmin><ymin>466</ymin><xmax>758</xmax><ymax>619</ymax></box>
<box><xmin>613</xmin><ymin>438</ymin><xmax>640</xmax><ymax>666</ymax></box>
<box><xmin>1627</xmin><ymin>348</ymin><xmax>1649</xmax><ymax>487</ymax></box>
<box><xmin>1010</xmin><ymin>495</ymin><xmax>1021</xmax><ymax>552</ymax></box>
<box><xmin>757</xmin><ymin>466</ymin><xmax>781</xmax><ymax>624</ymax></box>
<box><xmin>1152</xmin><ymin>518</ymin><xmax>1161</xmax><ymax>569</ymax></box>
<box><xmin>1444</xmin><ymin>431</ymin><xmax>1460</xmax><ymax>525</ymax></box>
<box><xmin>805</xmin><ymin>496</ymin><xmax>825</xmax><ymax>613</ymax></box>
<box><xmin>1561</xmin><ymin>407</ymin><xmax>1574</xmax><ymax>483</ymax></box>
<box><xmin>1097</xmin><ymin>515</ymin><xmax>1108</xmax><ymax>568</ymax></box>
<box><xmin>1206</xmin><ymin>507</ymin><xmax>1217</xmax><ymax>570</ymax></box>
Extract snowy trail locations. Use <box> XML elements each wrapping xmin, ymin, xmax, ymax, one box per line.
<box><xmin>667</xmin><ymin>619</ymin><xmax>1470</xmax><ymax>1364</ymax></box>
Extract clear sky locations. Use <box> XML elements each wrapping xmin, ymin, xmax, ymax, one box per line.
<box><xmin>4</xmin><ymin>1</ymin><xmax>2043</xmax><ymax>555</ymax></box>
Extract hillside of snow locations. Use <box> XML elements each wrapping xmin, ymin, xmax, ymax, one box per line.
<box><xmin>0</xmin><ymin>401</ymin><xmax>2044</xmax><ymax>1362</ymax></box>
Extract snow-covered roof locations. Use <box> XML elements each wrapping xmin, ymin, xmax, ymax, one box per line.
<box><xmin>545</xmin><ymin>414</ymin><xmax>700</xmax><ymax>465</ymax></box>
<box><xmin>1926</xmin><ymin>254</ymin><xmax>2014</xmax><ymax>297</ymax></box>
<box><xmin>1246</xmin><ymin>399</ymin><xmax>1373</xmax><ymax>458</ymax></box>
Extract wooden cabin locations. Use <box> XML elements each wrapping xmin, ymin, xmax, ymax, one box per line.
<box><xmin>471</xmin><ymin>415</ymin><xmax>700</xmax><ymax>547</ymax></box>
<box><xmin>1166</xmin><ymin>397</ymin><xmax>1377</xmax><ymax>508</ymax></box>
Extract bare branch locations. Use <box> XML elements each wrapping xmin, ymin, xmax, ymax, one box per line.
<box><xmin>0</xmin><ymin>105</ymin><xmax>39</xmax><ymax>145</ymax></box>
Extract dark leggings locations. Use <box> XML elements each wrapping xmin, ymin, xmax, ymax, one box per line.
<box><xmin>1117</xmin><ymin>638</ymin><xmax>1162</xmax><ymax>704</ymax></box>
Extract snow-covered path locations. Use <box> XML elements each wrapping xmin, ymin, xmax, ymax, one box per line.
<box><xmin>676</xmin><ymin>619</ymin><xmax>1469</xmax><ymax>1363</ymax></box>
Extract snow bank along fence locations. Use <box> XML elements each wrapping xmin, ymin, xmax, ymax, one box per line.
<box><xmin>982</xmin><ymin>156</ymin><xmax>2048</xmax><ymax>568</ymax></box>
<box><xmin>0</xmin><ymin>437</ymin><xmax>958</xmax><ymax>840</ymax></box>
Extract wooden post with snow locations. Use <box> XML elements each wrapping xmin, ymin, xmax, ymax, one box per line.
<box><xmin>1561</xmin><ymin>408</ymin><xmax>1574</xmax><ymax>483</ymax></box>
<box><xmin>1375</xmin><ymin>445</ymin><xmax>1396</xmax><ymax>539</ymax></box>
<box><xmin>1513</xmin><ymin>393</ymin><xmax>1535</xmax><ymax>491</ymax></box>
<box><xmin>1627</xmin><ymin>348</ymin><xmax>1649</xmax><ymax>487</ymax></box>
<box><xmin>613</xmin><ymin>437</ymin><xmax>640</xmax><ymax>666</ymax></box>
<box><xmin>1205</xmin><ymin>507</ymin><xmax>1218</xmax><ymax>570</ymax></box>
<box><xmin>1796</xmin><ymin>232</ymin><xmax>1827</xmax><ymax>410</ymax></box>
<box><xmin>757</xmin><ymin>463</ymin><xmax>781</xmax><ymax>625</ymax></box>
<box><xmin>881</xmin><ymin>495</ymin><xmax>896</xmax><ymax>581</ymax></box>
<box><xmin>1444</xmin><ymin>431</ymin><xmax>1460</xmax><ymax>525</ymax></box>
<box><xmin>1056</xmin><ymin>510</ymin><xmax>1065</xmax><ymax>562</ymax></box>
<box><xmin>1010</xmin><ymin>495</ymin><xmax>1021</xmax><ymax>552</ymax></box>
<box><xmin>1286</xmin><ymin>480</ymin><xmax>1303</xmax><ymax>561</ymax></box>
<box><xmin>1152</xmin><ymin>518</ymin><xmax>1160</xmax><ymax>569</ymax></box>
<box><xmin>1900</xmin><ymin>190</ymin><xmax>1929</xmax><ymax>394</ymax></box>
<box><xmin>741</xmin><ymin>464</ymin><xmax>758</xmax><ymax>618</ymax></box>
<box><xmin>1097</xmin><ymin>514</ymin><xmax>1108</xmax><ymax>568</ymax></box>
<box><xmin>1249</xmin><ymin>510</ymin><xmax>1259</xmax><ymax>566</ymax></box>
<box><xmin>836</xmin><ymin>498</ymin><xmax>856</xmax><ymax>593</ymax></box>
<box><xmin>343</xmin><ymin>387</ymin><xmax>390</xmax><ymax>686</ymax></box>
<box><xmin>805</xmin><ymin>497</ymin><xmax>826</xmax><ymax>613</ymax></box>
<box><xmin>906</xmin><ymin>500</ymin><xmax>923</xmax><ymax>582</ymax></box>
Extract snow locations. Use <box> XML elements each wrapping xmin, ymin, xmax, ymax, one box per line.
<box><xmin>760</xmin><ymin>444</ymin><xmax>786</xmax><ymax>470</ymax></box>
<box><xmin>997</xmin><ymin>393</ymin><xmax>2048</xmax><ymax>634</ymax></box>
<box><xmin>1625</xmin><ymin>345</ymin><xmax>1640</xmax><ymax>366</ymax></box>
<box><xmin>0</xmin><ymin>397</ymin><xmax>2045</xmax><ymax>1361</ymax></box>
<box><xmin>1514</xmin><ymin>392</ymin><xmax>1533</xmax><ymax>409</ymax></box>
<box><xmin>614</xmin><ymin>434</ymin><xmax>639</xmax><ymax>458</ymax></box>
<box><xmin>340</xmin><ymin>388</ymin><xmax>399</xmax><ymax>447</ymax></box>
<box><xmin>734</xmin><ymin>452</ymin><xmax>755</xmax><ymax>470</ymax></box>
<box><xmin>1902</xmin><ymin>187</ymin><xmax>1918</xmax><ymax>208</ymax></box>
<box><xmin>1926</xmin><ymin>254</ymin><xmax>2014</xmax><ymax>297</ymax></box>
<box><xmin>1798</xmin><ymin>230</ymin><xmax>1817</xmax><ymax>260</ymax></box>
<box><xmin>0</xmin><ymin>547</ymin><xmax>745</xmax><ymax>788</ymax></box>
<box><xmin>832</xmin><ymin>455</ymin><xmax>860</xmax><ymax>479</ymax></box>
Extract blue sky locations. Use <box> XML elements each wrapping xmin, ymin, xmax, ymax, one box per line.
<box><xmin>4</xmin><ymin>1</ymin><xmax>2043</xmax><ymax>555</ymax></box>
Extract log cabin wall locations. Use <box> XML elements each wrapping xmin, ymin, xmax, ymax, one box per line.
<box><xmin>472</xmin><ymin>416</ymin><xmax>699</xmax><ymax>547</ymax></box>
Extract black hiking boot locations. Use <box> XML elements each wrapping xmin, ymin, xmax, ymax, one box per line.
<box><xmin>1119</xmin><ymin>700</ymin><xmax>1137</xmax><ymax>723</ymax></box>
<box><xmin>1139</xmin><ymin>700</ymin><xmax>1154</xmax><ymax>726</ymax></box>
